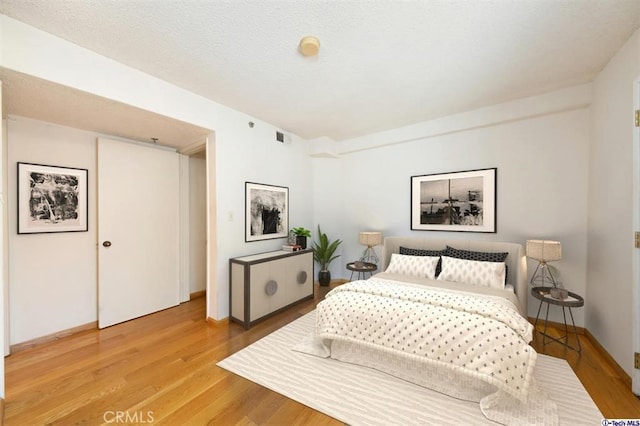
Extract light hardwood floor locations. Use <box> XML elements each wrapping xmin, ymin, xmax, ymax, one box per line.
<box><xmin>4</xmin><ymin>283</ymin><xmax>640</xmax><ymax>425</ymax></box>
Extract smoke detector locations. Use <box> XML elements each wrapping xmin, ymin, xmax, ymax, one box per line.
<box><xmin>299</xmin><ymin>36</ymin><xmax>320</xmax><ymax>57</ymax></box>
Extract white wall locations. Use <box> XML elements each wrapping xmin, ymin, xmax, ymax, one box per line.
<box><xmin>213</xmin><ymin>115</ymin><xmax>314</xmax><ymax>318</ymax></box>
<box><xmin>0</xmin><ymin>15</ymin><xmax>314</xmax><ymax>322</ymax></box>
<box><xmin>189</xmin><ymin>156</ymin><xmax>207</xmax><ymax>294</ymax></box>
<box><xmin>7</xmin><ymin>116</ymin><xmax>98</xmax><ymax>344</ymax></box>
<box><xmin>310</xmin><ymin>156</ymin><xmax>345</xmax><ymax>279</ymax></box>
<box><xmin>317</xmin><ymin>91</ymin><xmax>591</xmax><ymax>326</ymax></box>
<box><xmin>588</xmin><ymin>28</ymin><xmax>640</xmax><ymax>377</ymax></box>
<box><xmin>0</xmin><ymin>84</ymin><xmax>6</xmax><ymax>397</ymax></box>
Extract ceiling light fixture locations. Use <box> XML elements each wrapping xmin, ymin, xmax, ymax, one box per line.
<box><xmin>299</xmin><ymin>35</ymin><xmax>320</xmax><ymax>57</ymax></box>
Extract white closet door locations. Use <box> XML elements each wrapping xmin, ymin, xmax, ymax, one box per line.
<box><xmin>97</xmin><ymin>138</ymin><xmax>180</xmax><ymax>328</ymax></box>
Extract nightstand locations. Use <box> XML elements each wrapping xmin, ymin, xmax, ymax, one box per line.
<box><xmin>346</xmin><ymin>262</ymin><xmax>377</xmax><ymax>281</ymax></box>
<box><xmin>531</xmin><ymin>286</ymin><xmax>584</xmax><ymax>353</ymax></box>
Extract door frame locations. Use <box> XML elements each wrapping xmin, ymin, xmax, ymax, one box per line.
<box><xmin>178</xmin><ymin>138</ymin><xmax>208</xmax><ymax>304</ymax></box>
<box><xmin>633</xmin><ymin>77</ymin><xmax>640</xmax><ymax>395</ymax></box>
<box><xmin>179</xmin><ymin>154</ymin><xmax>190</xmax><ymax>303</ymax></box>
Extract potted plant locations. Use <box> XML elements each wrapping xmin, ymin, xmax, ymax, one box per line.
<box><xmin>313</xmin><ymin>225</ymin><xmax>342</xmax><ymax>286</ymax></box>
<box><xmin>291</xmin><ymin>227</ymin><xmax>311</xmax><ymax>249</ymax></box>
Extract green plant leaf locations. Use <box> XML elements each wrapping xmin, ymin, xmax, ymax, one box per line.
<box><xmin>291</xmin><ymin>227</ymin><xmax>311</xmax><ymax>237</ymax></box>
<box><xmin>313</xmin><ymin>225</ymin><xmax>342</xmax><ymax>270</ymax></box>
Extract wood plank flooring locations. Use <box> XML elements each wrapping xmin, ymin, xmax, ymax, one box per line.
<box><xmin>4</xmin><ymin>283</ymin><xmax>640</xmax><ymax>425</ymax></box>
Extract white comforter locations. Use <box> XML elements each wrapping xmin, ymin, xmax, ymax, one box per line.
<box><xmin>315</xmin><ymin>278</ymin><xmax>555</xmax><ymax>425</ymax></box>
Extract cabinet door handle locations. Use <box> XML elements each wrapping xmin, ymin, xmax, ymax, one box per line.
<box><xmin>103</xmin><ymin>241</ymin><xmax>112</xmax><ymax>247</ymax></box>
<box><xmin>297</xmin><ymin>271</ymin><xmax>307</xmax><ymax>284</ymax></box>
<box><xmin>265</xmin><ymin>280</ymin><xmax>278</xmax><ymax>296</ymax></box>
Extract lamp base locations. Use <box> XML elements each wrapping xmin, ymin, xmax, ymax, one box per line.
<box><xmin>530</xmin><ymin>262</ymin><xmax>559</xmax><ymax>288</ymax></box>
<box><xmin>360</xmin><ymin>246</ymin><xmax>378</xmax><ymax>265</ymax></box>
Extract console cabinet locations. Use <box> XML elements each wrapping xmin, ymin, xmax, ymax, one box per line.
<box><xmin>230</xmin><ymin>249</ymin><xmax>314</xmax><ymax>329</ymax></box>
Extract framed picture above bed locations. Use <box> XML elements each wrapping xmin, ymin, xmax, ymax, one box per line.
<box><xmin>411</xmin><ymin>168</ymin><xmax>497</xmax><ymax>233</ymax></box>
<box><xmin>17</xmin><ymin>162</ymin><xmax>88</xmax><ymax>234</ymax></box>
<box><xmin>245</xmin><ymin>182</ymin><xmax>289</xmax><ymax>242</ymax></box>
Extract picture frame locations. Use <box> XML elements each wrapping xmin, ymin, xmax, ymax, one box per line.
<box><xmin>411</xmin><ymin>168</ymin><xmax>497</xmax><ymax>233</ymax></box>
<box><xmin>245</xmin><ymin>182</ymin><xmax>289</xmax><ymax>242</ymax></box>
<box><xmin>17</xmin><ymin>162</ymin><xmax>88</xmax><ymax>234</ymax></box>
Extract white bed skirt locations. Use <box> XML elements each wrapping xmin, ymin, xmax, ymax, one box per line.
<box><xmin>298</xmin><ymin>337</ymin><xmax>558</xmax><ymax>425</ymax></box>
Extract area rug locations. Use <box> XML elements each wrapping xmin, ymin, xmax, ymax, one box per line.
<box><xmin>217</xmin><ymin>311</ymin><xmax>603</xmax><ymax>425</ymax></box>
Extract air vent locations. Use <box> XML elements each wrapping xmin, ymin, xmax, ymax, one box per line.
<box><xmin>276</xmin><ymin>131</ymin><xmax>285</xmax><ymax>143</ymax></box>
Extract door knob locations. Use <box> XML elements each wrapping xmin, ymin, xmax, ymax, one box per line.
<box><xmin>103</xmin><ymin>241</ymin><xmax>112</xmax><ymax>247</ymax></box>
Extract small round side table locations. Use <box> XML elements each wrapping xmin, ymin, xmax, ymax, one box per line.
<box><xmin>531</xmin><ymin>286</ymin><xmax>584</xmax><ymax>353</ymax></box>
<box><xmin>346</xmin><ymin>262</ymin><xmax>377</xmax><ymax>281</ymax></box>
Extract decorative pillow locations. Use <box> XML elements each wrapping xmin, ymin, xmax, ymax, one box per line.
<box><xmin>444</xmin><ymin>246</ymin><xmax>508</xmax><ymax>262</ymax></box>
<box><xmin>385</xmin><ymin>253</ymin><xmax>440</xmax><ymax>279</ymax></box>
<box><xmin>399</xmin><ymin>247</ymin><xmax>446</xmax><ymax>276</ymax></box>
<box><xmin>445</xmin><ymin>245</ymin><xmax>509</xmax><ymax>283</ymax></box>
<box><xmin>399</xmin><ymin>246</ymin><xmax>446</xmax><ymax>257</ymax></box>
<box><xmin>437</xmin><ymin>256</ymin><xmax>506</xmax><ymax>290</ymax></box>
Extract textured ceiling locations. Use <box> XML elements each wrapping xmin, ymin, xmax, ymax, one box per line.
<box><xmin>1</xmin><ymin>0</ymin><xmax>640</xmax><ymax>145</ymax></box>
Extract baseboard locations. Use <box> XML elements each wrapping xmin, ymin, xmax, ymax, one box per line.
<box><xmin>10</xmin><ymin>295</ymin><xmax>207</xmax><ymax>354</ymax></box>
<box><xmin>528</xmin><ymin>317</ymin><xmax>586</xmax><ymax>335</ymax></box>
<box><xmin>190</xmin><ymin>290</ymin><xmax>206</xmax><ymax>300</ymax></box>
<box><xmin>10</xmin><ymin>321</ymin><xmax>98</xmax><ymax>354</ymax></box>
<box><xmin>316</xmin><ymin>279</ymin><xmax>349</xmax><ymax>286</ymax></box>
<box><xmin>207</xmin><ymin>316</ymin><xmax>229</xmax><ymax>327</ymax></box>
<box><xmin>585</xmin><ymin>329</ymin><xmax>632</xmax><ymax>389</ymax></box>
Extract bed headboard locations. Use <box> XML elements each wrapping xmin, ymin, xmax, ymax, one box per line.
<box><xmin>380</xmin><ymin>237</ymin><xmax>528</xmax><ymax>316</ymax></box>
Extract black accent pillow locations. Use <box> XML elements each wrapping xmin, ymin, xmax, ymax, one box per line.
<box><xmin>444</xmin><ymin>246</ymin><xmax>508</xmax><ymax>262</ymax></box>
<box><xmin>399</xmin><ymin>246</ymin><xmax>446</xmax><ymax>276</ymax></box>
<box><xmin>444</xmin><ymin>245</ymin><xmax>509</xmax><ymax>283</ymax></box>
<box><xmin>399</xmin><ymin>246</ymin><xmax>446</xmax><ymax>257</ymax></box>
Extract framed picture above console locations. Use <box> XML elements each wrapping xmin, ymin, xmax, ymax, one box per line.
<box><xmin>411</xmin><ymin>168</ymin><xmax>497</xmax><ymax>233</ymax></box>
<box><xmin>245</xmin><ymin>181</ymin><xmax>289</xmax><ymax>242</ymax></box>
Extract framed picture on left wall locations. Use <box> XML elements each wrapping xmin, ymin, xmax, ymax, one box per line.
<box><xmin>245</xmin><ymin>182</ymin><xmax>289</xmax><ymax>242</ymax></box>
<box><xmin>17</xmin><ymin>162</ymin><xmax>88</xmax><ymax>234</ymax></box>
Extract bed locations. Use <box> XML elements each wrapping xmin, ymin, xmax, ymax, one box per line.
<box><xmin>313</xmin><ymin>237</ymin><xmax>555</xmax><ymax>425</ymax></box>
<box><xmin>378</xmin><ymin>236</ymin><xmax>528</xmax><ymax>315</ymax></box>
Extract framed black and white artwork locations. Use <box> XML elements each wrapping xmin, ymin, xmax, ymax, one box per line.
<box><xmin>17</xmin><ymin>162</ymin><xmax>88</xmax><ymax>234</ymax></box>
<box><xmin>245</xmin><ymin>182</ymin><xmax>289</xmax><ymax>242</ymax></box>
<box><xmin>411</xmin><ymin>168</ymin><xmax>497</xmax><ymax>233</ymax></box>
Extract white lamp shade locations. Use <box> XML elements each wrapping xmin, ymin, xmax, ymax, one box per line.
<box><xmin>359</xmin><ymin>231</ymin><xmax>382</xmax><ymax>247</ymax></box>
<box><xmin>526</xmin><ymin>240</ymin><xmax>562</xmax><ymax>262</ymax></box>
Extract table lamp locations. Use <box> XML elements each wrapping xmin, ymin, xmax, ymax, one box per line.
<box><xmin>526</xmin><ymin>239</ymin><xmax>562</xmax><ymax>288</ymax></box>
<box><xmin>359</xmin><ymin>232</ymin><xmax>382</xmax><ymax>265</ymax></box>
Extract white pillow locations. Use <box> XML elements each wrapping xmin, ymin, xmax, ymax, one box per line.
<box><xmin>385</xmin><ymin>253</ymin><xmax>440</xmax><ymax>279</ymax></box>
<box><xmin>437</xmin><ymin>256</ymin><xmax>506</xmax><ymax>290</ymax></box>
